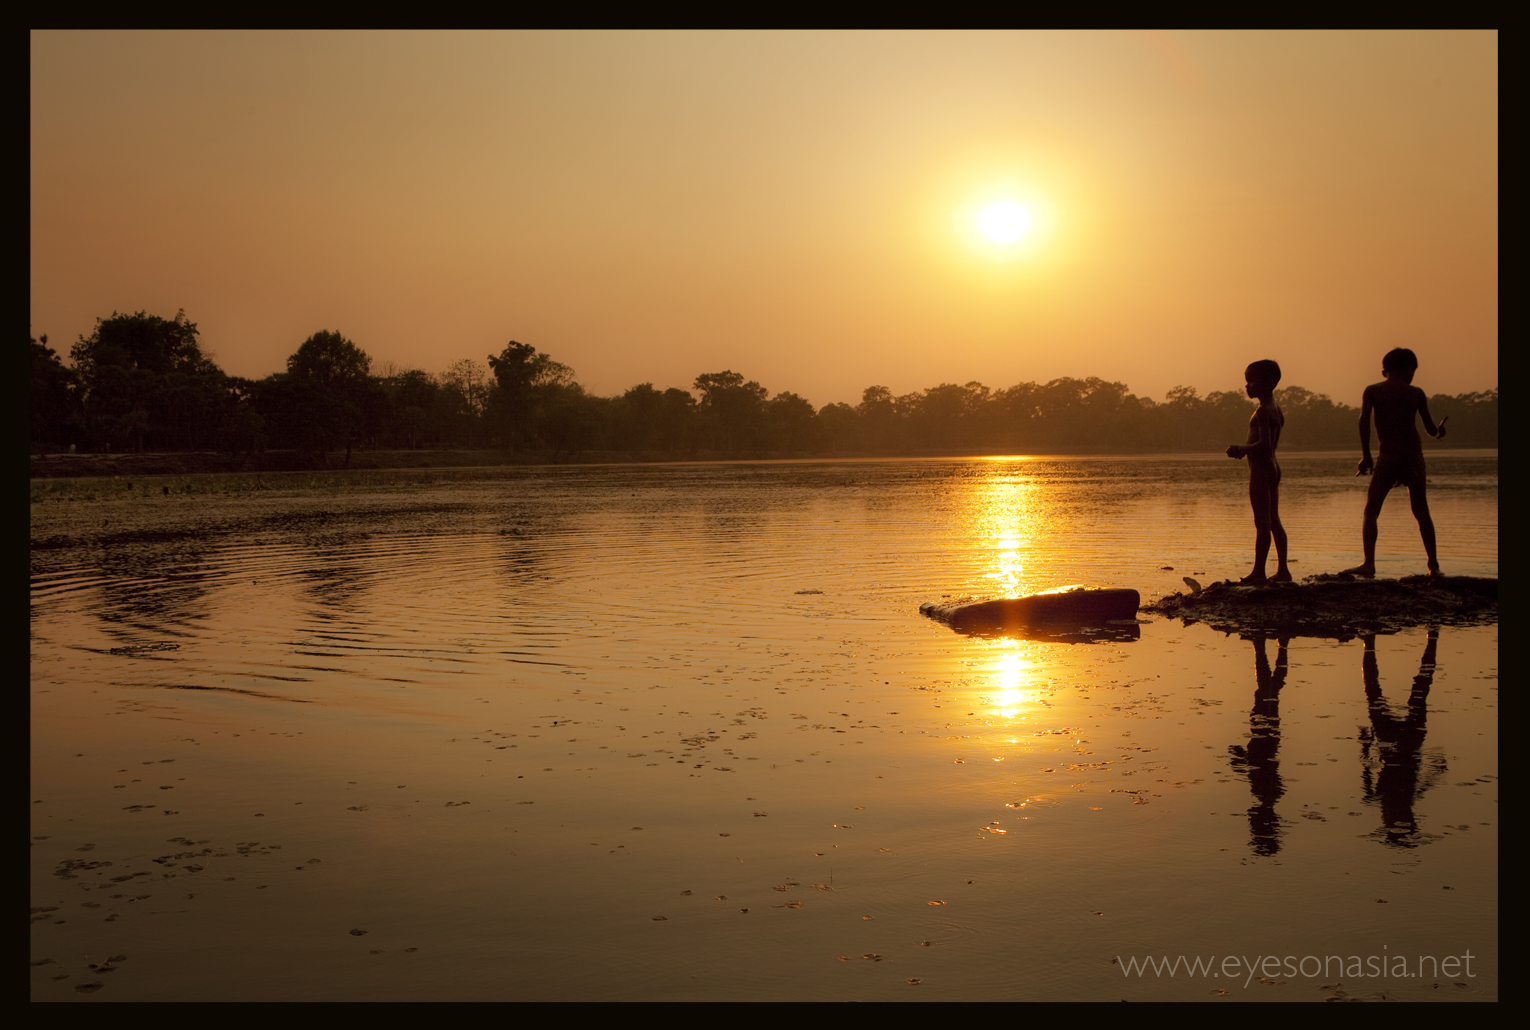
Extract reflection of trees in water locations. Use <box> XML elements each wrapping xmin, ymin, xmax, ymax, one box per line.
<box><xmin>1359</xmin><ymin>629</ymin><xmax>1447</xmax><ymax>848</ymax></box>
<box><xmin>496</xmin><ymin>537</ymin><xmax>547</xmax><ymax>588</ymax></box>
<box><xmin>1228</xmin><ymin>634</ymin><xmax>1289</xmax><ymax>856</ymax></box>
<box><xmin>699</xmin><ymin>496</ymin><xmax>767</xmax><ymax>547</ymax></box>
<box><xmin>300</xmin><ymin>539</ymin><xmax>372</xmax><ymax>621</ymax></box>
<box><xmin>493</xmin><ymin>514</ymin><xmax>574</xmax><ymax>588</ymax></box>
<box><xmin>302</xmin><ymin>563</ymin><xmax>369</xmax><ymax>618</ymax></box>
<box><xmin>93</xmin><ymin>540</ymin><xmax>213</xmax><ymax>640</ymax></box>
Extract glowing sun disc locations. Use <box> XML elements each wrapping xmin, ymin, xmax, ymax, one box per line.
<box><xmin>977</xmin><ymin>201</ymin><xmax>1034</xmax><ymax>244</ymax></box>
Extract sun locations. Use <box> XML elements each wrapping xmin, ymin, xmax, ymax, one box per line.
<box><xmin>941</xmin><ymin>175</ymin><xmax>1060</xmax><ymax>268</ymax></box>
<box><xmin>977</xmin><ymin>200</ymin><xmax>1034</xmax><ymax>245</ymax></box>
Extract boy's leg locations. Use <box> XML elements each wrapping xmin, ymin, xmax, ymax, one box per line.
<box><xmin>1243</xmin><ymin>474</ymin><xmax>1272</xmax><ymax>583</ymax></box>
<box><xmin>1344</xmin><ymin>475</ymin><xmax>1389</xmax><ymax>576</ymax></box>
<box><xmin>1406</xmin><ymin>478</ymin><xmax>1440</xmax><ymax>576</ymax></box>
<box><xmin>1268</xmin><ymin>477</ymin><xmax>1291</xmax><ymax>581</ymax></box>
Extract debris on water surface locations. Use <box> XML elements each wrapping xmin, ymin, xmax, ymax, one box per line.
<box><xmin>108</xmin><ymin>642</ymin><xmax>180</xmax><ymax>655</ymax></box>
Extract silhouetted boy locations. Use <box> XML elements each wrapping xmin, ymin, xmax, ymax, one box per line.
<box><xmin>1346</xmin><ymin>348</ymin><xmax>1448</xmax><ymax>578</ymax></box>
<box><xmin>1226</xmin><ymin>359</ymin><xmax>1290</xmax><ymax>584</ymax></box>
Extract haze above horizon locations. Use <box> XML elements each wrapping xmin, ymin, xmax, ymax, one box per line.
<box><xmin>30</xmin><ymin>31</ymin><xmax>1497</xmax><ymax>406</ymax></box>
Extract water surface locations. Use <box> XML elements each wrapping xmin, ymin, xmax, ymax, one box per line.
<box><xmin>30</xmin><ymin>452</ymin><xmax>1498</xmax><ymax>1001</ymax></box>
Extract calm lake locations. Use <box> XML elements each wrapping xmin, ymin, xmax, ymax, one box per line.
<box><xmin>30</xmin><ymin>451</ymin><xmax>1497</xmax><ymax>1001</ymax></box>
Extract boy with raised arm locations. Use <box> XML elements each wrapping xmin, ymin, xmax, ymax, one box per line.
<box><xmin>1347</xmin><ymin>348</ymin><xmax>1448</xmax><ymax>578</ymax></box>
<box><xmin>1226</xmin><ymin>359</ymin><xmax>1291</xmax><ymax>584</ymax></box>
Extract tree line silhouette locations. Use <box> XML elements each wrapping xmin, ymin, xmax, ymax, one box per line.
<box><xmin>31</xmin><ymin>310</ymin><xmax>1498</xmax><ymax>463</ymax></box>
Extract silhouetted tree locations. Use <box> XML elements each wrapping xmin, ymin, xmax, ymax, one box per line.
<box><xmin>617</xmin><ymin>383</ymin><xmax>666</xmax><ymax>452</ymax></box>
<box><xmin>815</xmin><ymin>401</ymin><xmax>859</xmax><ymax>453</ymax></box>
<box><xmin>857</xmin><ymin>386</ymin><xmax>899</xmax><ymax>452</ymax></box>
<box><xmin>30</xmin><ymin>333</ymin><xmax>79</xmax><ymax>452</ymax></box>
<box><xmin>764</xmin><ymin>391</ymin><xmax>819</xmax><ymax>453</ymax></box>
<box><xmin>217</xmin><ymin>377</ymin><xmax>267</xmax><ymax>458</ymax></box>
<box><xmin>487</xmin><ymin>341</ymin><xmax>574</xmax><ymax>451</ymax></box>
<box><xmin>536</xmin><ymin>382</ymin><xmax>602</xmax><ymax>461</ymax></box>
<box><xmin>69</xmin><ymin>310</ymin><xmax>225</xmax><ymax>452</ymax></box>
<box><xmin>1427</xmin><ymin>390</ymin><xmax>1497</xmax><ymax>447</ymax></box>
<box><xmin>439</xmin><ymin>357</ymin><xmax>492</xmax><ymax>446</ymax></box>
<box><xmin>279</xmin><ymin>330</ymin><xmax>374</xmax><ymax>463</ymax></box>
<box><xmin>694</xmin><ymin>370</ymin><xmax>767</xmax><ymax>456</ymax></box>
<box><xmin>655</xmin><ymin>387</ymin><xmax>699</xmax><ymax>453</ymax></box>
<box><xmin>1162</xmin><ymin>384</ymin><xmax>1203</xmax><ymax>450</ymax></box>
<box><xmin>375</xmin><ymin>368</ymin><xmax>441</xmax><ymax>449</ymax></box>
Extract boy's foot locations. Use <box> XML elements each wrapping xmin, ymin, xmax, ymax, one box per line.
<box><xmin>1239</xmin><ymin>573</ymin><xmax>1268</xmax><ymax>586</ymax></box>
<box><xmin>1270</xmin><ymin>570</ymin><xmax>1293</xmax><ymax>583</ymax></box>
<box><xmin>1339</xmin><ymin>564</ymin><xmax>1375</xmax><ymax>578</ymax></box>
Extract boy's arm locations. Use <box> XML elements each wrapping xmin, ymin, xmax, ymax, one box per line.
<box><xmin>1417</xmin><ymin>390</ymin><xmax>1448</xmax><ymax>439</ymax></box>
<box><xmin>1226</xmin><ymin>420</ymin><xmax>1249</xmax><ymax>459</ymax></box>
<box><xmin>1356</xmin><ymin>388</ymin><xmax>1374</xmax><ymax>475</ymax></box>
<box><xmin>1227</xmin><ymin>410</ymin><xmax>1267</xmax><ymax>460</ymax></box>
<box><xmin>1246</xmin><ymin>407</ymin><xmax>1277</xmax><ymax>460</ymax></box>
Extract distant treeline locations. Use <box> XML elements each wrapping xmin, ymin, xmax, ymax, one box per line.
<box><xmin>30</xmin><ymin>311</ymin><xmax>1498</xmax><ymax>462</ymax></box>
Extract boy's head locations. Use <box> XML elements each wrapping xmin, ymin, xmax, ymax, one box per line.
<box><xmin>1244</xmin><ymin>359</ymin><xmax>1281</xmax><ymax>393</ymax></box>
<box><xmin>1382</xmin><ymin>348</ymin><xmax>1419</xmax><ymax>375</ymax></box>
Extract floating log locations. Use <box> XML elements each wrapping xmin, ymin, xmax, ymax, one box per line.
<box><xmin>921</xmin><ymin>588</ymin><xmax>1141</xmax><ymax>634</ymax></box>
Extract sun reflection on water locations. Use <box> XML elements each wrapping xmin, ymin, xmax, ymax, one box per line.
<box><xmin>987</xmin><ymin>645</ymin><xmax>1038</xmax><ymax>720</ymax></box>
<box><xmin>970</xmin><ymin>470</ymin><xmax>1043</xmax><ymax>597</ymax></box>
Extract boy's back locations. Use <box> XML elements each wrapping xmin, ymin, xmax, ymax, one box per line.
<box><xmin>1348</xmin><ymin>347</ymin><xmax>1447</xmax><ymax>578</ymax></box>
<box><xmin>1363</xmin><ymin>378</ymin><xmax>1430</xmax><ymax>456</ymax></box>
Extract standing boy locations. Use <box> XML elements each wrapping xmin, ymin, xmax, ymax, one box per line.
<box><xmin>1226</xmin><ymin>359</ymin><xmax>1291</xmax><ymax>584</ymax></box>
<box><xmin>1346</xmin><ymin>348</ymin><xmax>1448</xmax><ymax>578</ymax></box>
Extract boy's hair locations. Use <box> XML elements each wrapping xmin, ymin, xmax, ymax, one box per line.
<box><xmin>1245</xmin><ymin>359</ymin><xmax>1281</xmax><ymax>386</ymax></box>
<box><xmin>1382</xmin><ymin>347</ymin><xmax>1419</xmax><ymax>373</ymax></box>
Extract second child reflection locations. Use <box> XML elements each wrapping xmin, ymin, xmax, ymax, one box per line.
<box><xmin>1359</xmin><ymin>628</ymin><xmax>1448</xmax><ymax>848</ymax></box>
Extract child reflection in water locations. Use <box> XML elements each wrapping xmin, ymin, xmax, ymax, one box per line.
<box><xmin>1359</xmin><ymin>628</ymin><xmax>1447</xmax><ymax>848</ymax></box>
<box><xmin>1227</xmin><ymin>633</ymin><xmax>1289</xmax><ymax>856</ymax></box>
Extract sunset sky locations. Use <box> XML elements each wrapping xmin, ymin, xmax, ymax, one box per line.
<box><xmin>30</xmin><ymin>31</ymin><xmax>1497</xmax><ymax>406</ymax></box>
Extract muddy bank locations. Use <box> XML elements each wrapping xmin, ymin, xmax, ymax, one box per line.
<box><xmin>1143</xmin><ymin>574</ymin><xmax>1497</xmax><ymax>639</ymax></box>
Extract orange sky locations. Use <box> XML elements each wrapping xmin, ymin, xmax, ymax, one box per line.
<box><xmin>30</xmin><ymin>31</ymin><xmax>1497</xmax><ymax>406</ymax></box>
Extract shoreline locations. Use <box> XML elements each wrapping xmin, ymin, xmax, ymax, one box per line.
<box><xmin>30</xmin><ymin>446</ymin><xmax>1500</xmax><ymax>481</ymax></box>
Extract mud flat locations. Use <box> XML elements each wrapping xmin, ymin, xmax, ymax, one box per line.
<box><xmin>1144</xmin><ymin>575</ymin><xmax>1497</xmax><ymax>639</ymax></box>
